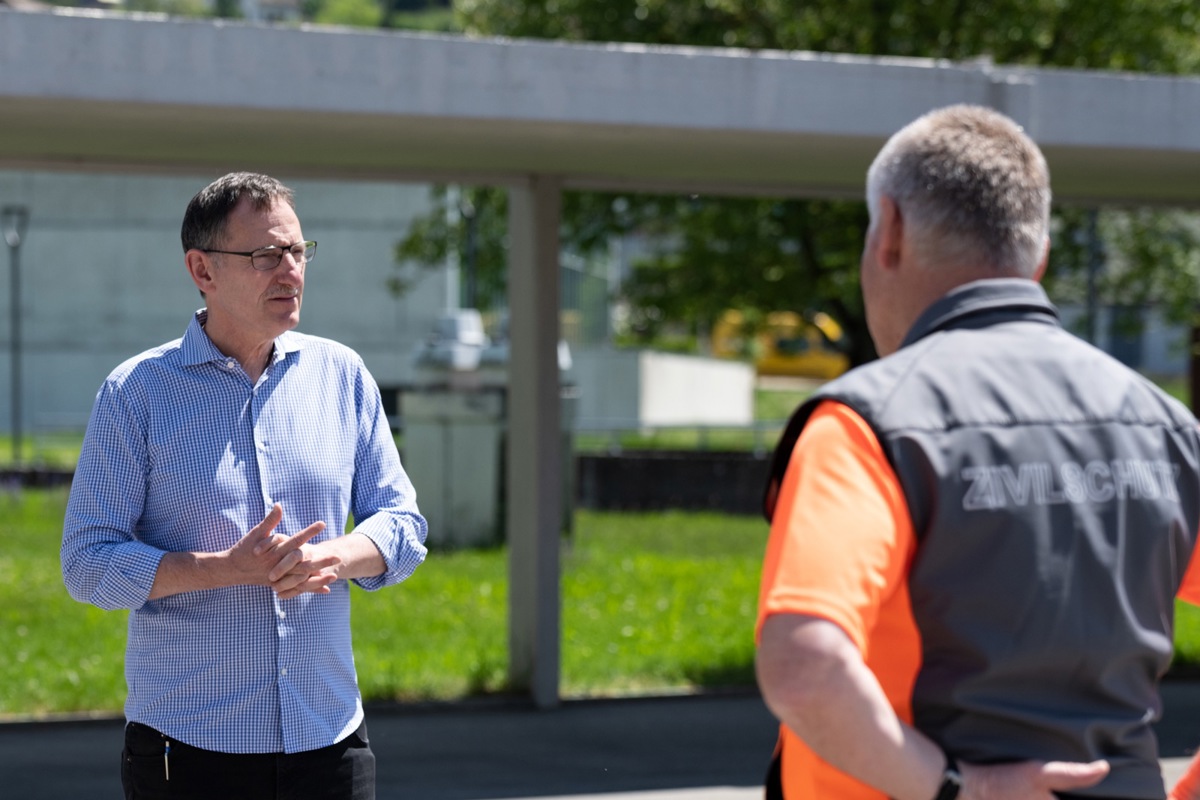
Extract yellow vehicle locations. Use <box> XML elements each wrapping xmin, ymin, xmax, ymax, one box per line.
<box><xmin>713</xmin><ymin>309</ymin><xmax>850</xmax><ymax>380</ymax></box>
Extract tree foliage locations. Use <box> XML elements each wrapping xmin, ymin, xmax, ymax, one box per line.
<box><xmin>395</xmin><ymin>0</ymin><xmax>1200</xmax><ymax>364</ymax></box>
<box><xmin>1049</xmin><ymin>210</ymin><xmax>1200</xmax><ymax>330</ymax></box>
<box><xmin>458</xmin><ymin>0</ymin><xmax>1200</xmax><ymax>74</ymax></box>
<box><xmin>393</xmin><ymin>186</ymin><xmax>645</xmax><ymax>310</ymax></box>
<box><xmin>303</xmin><ymin>0</ymin><xmax>455</xmax><ymax>30</ymax></box>
<box><xmin>615</xmin><ymin>196</ymin><xmax>874</xmax><ymax>363</ymax></box>
<box><xmin>313</xmin><ymin>0</ymin><xmax>384</xmax><ymax>27</ymax></box>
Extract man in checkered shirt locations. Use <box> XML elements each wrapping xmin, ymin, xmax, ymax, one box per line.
<box><xmin>62</xmin><ymin>172</ymin><xmax>428</xmax><ymax>799</ymax></box>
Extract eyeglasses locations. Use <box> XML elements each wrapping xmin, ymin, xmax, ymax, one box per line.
<box><xmin>204</xmin><ymin>240</ymin><xmax>317</xmax><ymax>271</ymax></box>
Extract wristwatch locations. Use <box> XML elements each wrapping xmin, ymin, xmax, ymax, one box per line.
<box><xmin>934</xmin><ymin>756</ymin><xmax>963</xmax><ymax>800</ymax></box>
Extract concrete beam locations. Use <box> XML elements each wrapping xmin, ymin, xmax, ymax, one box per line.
<box><xmin>1</xmin><ymin>9</ymin><xmax>1199</xmax><ymax>204</ymax></box>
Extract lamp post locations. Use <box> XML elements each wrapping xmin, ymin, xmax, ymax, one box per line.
<box><xmin>2</xmin><ymin>206</ymin><xmax>29</xmax><ymax>466</ymax></box>
<box><xmin>459</xmin><ymin>193</ymin><xmax>479</xmax><ymax>310</ymax></box>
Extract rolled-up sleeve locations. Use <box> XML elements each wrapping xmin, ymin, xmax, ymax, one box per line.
<box><xmin>62</xmin><ymin>380</ymin><xmax>163</xmax><ymax>611</ymax></box>
<box><xmin>348</xmin><ymin>366</ymin><xmax>428</xmax><ymax>591</ymax></box>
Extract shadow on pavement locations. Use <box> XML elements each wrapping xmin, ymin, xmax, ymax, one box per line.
<box><xmin>0</xmin><ymin>686</ymin><xmax>1195</xmax><ymax>800</ymax></box>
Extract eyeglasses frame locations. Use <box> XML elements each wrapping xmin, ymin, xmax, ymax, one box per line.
<box><xmin>202</xmin><ymin>240</ymin><xmax>317</xmax><ymax>271</ymax></box>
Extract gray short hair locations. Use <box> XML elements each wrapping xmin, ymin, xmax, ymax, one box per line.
<box><xmin>865</xmin><ymin>104</ymin><xmax>1051</xmax><ymax>276</ymax></box>
<box><xmin>180</xmin><ymin>172</ymin><xmax>295</xmax><ymax>252</ymax></box>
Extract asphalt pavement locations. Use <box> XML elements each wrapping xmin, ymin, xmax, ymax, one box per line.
<box><xmin>0</xmin><ymin>686</ymin><xmax>1196</xmax><ymax>799</ymax></box>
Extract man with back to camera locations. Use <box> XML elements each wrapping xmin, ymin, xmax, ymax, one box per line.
<box><xmin>754</xmin><ymin>104</ymin><xmax>1200</xmax><ymax>800</ymax></box>
<box><xmin>62</xmin><ymin>172</ymin><xmax>428</xmax><ymax>800</ymax></box>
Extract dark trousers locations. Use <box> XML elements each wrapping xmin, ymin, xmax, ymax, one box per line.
<box><xmin>121</xmin><ymin>720</ymin><xmax>375</xmax><ymax>800</ymax></box>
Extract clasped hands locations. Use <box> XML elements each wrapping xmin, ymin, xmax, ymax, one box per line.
<box><xmin>225</xmin><ymin>503</ymin><xmax>341</xmax><ymax>600</ymax></box>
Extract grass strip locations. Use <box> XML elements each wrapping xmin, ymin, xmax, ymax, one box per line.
<box><xmin>4</xmin><ymin>488</ymin><xmax>1197</xmax><ymax>718</ymax></box>
<box><xmin>2</xmin><ymin>492</ymin><xmax>762</xmax><ymax>716</ymax></box>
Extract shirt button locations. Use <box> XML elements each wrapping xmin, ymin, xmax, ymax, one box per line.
<box><xmin>280</xmin><ymin>668</ymin><xmax>288</xmax><ymax>677</ymax></box>
<box><xmin>225</xmin><ymin>359</ymin><xmax>236</xmax><ymax>369</ymax></box>
<box><xmin>278</xmin><ymin>610</ymin><xmax>286</xmax><ymax>619</ymax></box>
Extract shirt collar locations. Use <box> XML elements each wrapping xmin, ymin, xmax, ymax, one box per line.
<box><xmin>179</xmin><ymin>308</ymin><xmax>304</xmax><ymax>367</ymax></box>
<box><xmin>900</xmin><ymin>278</ymin><xmax>1060</xmax><ymax>350</ymax></box>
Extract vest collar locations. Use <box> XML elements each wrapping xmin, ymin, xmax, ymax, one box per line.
<box><xmin>900</xmin><ymin>278</ymin><xmax>1059</xmax><ymax>350</ymax></box>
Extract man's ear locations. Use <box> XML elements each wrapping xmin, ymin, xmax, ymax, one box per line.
<box><xmin>874</xmin><ymin>195</ymin><xmax>905</xmax><ymax>272</ymax></box>
<box><xmin>185</xmin><ymin>250</ymin><xmax>216</xmax><ymax>295</ymax></box>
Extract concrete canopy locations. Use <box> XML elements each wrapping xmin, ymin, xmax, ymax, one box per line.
<box><xmin>4</xmin><ymin>8</ymin><xmax>1200</xmax><ymax>707</ymax></box>
<box><xmin>3</xmin><ymin>8</ymin><xmax>1200</xmax><ymax>204</ymax></box>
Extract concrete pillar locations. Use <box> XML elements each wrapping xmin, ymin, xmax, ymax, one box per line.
<box><xmin>506</xmin><ymin>174</ymin><xmax>562</xmax><ymax>708</ymax></box>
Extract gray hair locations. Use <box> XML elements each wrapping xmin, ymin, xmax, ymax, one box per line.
<box><xmin>181</xmin><ymin>172</ymin><xmax>295</xmax><ymax>252</ymax></box>
<box><xmin>865</xmin><ymin>104</ymin><xmax>1051</xmax><ymax>276</ymax></box>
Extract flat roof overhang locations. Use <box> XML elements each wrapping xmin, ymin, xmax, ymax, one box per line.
<box><xmin>2</xmin><ymin>8</ymin><xmax>1199</xmax><ymax>205</ymax></box>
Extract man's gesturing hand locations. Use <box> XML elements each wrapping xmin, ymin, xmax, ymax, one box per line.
<box><xmin>222</xmin><ymin>504</ymin><xmax>330</xmax><ymax>592</ymax></box>
<box><xmin>245</xmin><ymin>504</ymin><xmax>344</xmax><ymax>600</ymax></box>
<box><xmin>265</xmin><ymin>537</ymin><xmax>344</xmax><ymax>601</ymax></box>
<box><xmin>147</xmin><ymin>504</ymin><xmax>335</xmax><ymax>601</ymax></box>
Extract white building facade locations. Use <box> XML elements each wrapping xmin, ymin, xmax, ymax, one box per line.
<box><xmin>0</xmin><ymin>169</ymin><xmax>452</xmax><ymax>436</ymax></box>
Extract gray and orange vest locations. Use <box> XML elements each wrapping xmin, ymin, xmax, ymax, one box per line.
<box><xmin>764</xmin><ymin>279</ymin><xmax>1200</xmax><ymax>799</ymax></box>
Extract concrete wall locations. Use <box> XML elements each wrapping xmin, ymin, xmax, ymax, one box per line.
<box><xmin>0</xmin><ymin>169</ymin><xmax>452</xmax><ymax>433</ymax></box>
<box><xmin>1140</xmin><ymin>312</ymin><xmax>1188</xmax><ymax>377</ymax></box>
<box><xmin>571</xmin><ymin>346</ymin><xmax>754</xmax><ymax>428</ymax></box>
<box><xmin>0</xmin><ymin>168</ymin><xmax>753</xmax><ymax>439</ymax></box>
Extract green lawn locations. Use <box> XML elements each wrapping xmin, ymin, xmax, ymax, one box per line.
<box><xmin>7</xmin><ymin>487</ymin><xmax>1200</xmax><ymax>719</ymax></box>
<box><xmin>3</xmin><ymin>490</ymin><xmax>763</xmax><ymax>717</ymax></box>
<box><xmin>354</xmin><ymin>509</ymin><xmax>762</xmax><ymax>702</ymax></box>
<box><xmin>0</xmin><ymin>431</ymin><xmax>83</xmax><ymax>470</ymax></box>
<box><xmin>0</xmin><ymin>489</ymin><xmax>130</xmax><ymax>715</ymax></box>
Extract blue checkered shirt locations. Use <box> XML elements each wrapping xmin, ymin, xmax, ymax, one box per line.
<box><xmin>62</xmin><ymin>310</ymin><xmax>428</xmax><ymax>754</ymax></box>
